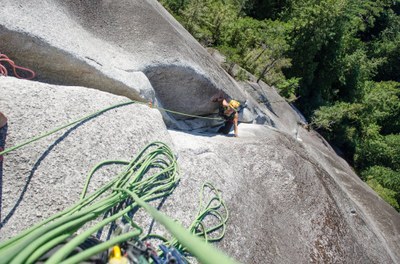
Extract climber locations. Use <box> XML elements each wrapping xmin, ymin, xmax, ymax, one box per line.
<box><xmin>211</xmin><ymin>93</ymin><xmax>240</xmax><ymax>137</ymax></box>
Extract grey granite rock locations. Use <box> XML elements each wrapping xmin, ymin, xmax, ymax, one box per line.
<box><xmin>0</xmin><ymin>0</ymin><xmax>399</xmax><ymax>263</ymax></box>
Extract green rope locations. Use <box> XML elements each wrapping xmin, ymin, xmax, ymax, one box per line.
<box><xmin>0</xmin><ymin>101</ymin><xmax>134</xmax><ymax>157</ymax></box>
<box><xmin>0</xmin><ymin>142</ymin><xmax>178</xmax><ymax>262</ymax></box>
<box><xmin>121</xmin><ymin>187</ymin><xmax>238</xmax><ymax>264</ymax></box>
<box><xmin>0</xmin><ymin>142</ymin><xmax>235</xmax><ymax>263</ymax></box>
<box><xmin>0</xmin><ymin>100</ymin><xmax>235</xmax><ymax>263</ymax></box>
<box><xmin>144</xmin><ymin>182</ymin><xmax>229</xmax><ymax>254</ymax></box>
<box><xmin>0</xmin><ymin>100</ymin><xmax>222</xmax><ymax>157</ymax></box>
<box><xmin>154</xmin><ymin>105</ymin><xmax>222</xmax><ymax>120</ymax></box>
<box><xmin>127</xmin><ymin>99</ymin><xmax>222</xmax><ymax>120</ymax></box>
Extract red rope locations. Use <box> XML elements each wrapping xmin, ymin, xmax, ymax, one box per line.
<box><xmin>0</xmin><ymin>53</ymin><xmax>36</xmax><ymax>80</ymax></box>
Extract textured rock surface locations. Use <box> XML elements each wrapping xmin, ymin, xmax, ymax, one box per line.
<box><xmin>169</xmin><ymin>123</ymin><xmax>400</xmax><ymax>264</ymax></box>
<box><xmin>0</xmin><ymin>78</ymin><xmax>172</xmax><ymax>235</ymax></box>
<box><xmin>0</xmin><ymin>0</ymin><xmax>247</xmax><ymax>120</ymax></box>
<box><xmin>1</xmin><ymin>79</ymin><xmax>399</xmax><ymax>263</ymax></box>
<box><xmin>0</xmin><ymin>0</ymin><xmax>399</xmax><ymax>263</ymax></box>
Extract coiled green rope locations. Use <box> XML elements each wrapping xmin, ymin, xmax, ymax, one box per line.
<box><xmin>0</xmin><ymin>142</ymin><xmax>179</xmax><ymax>263</ymax></box>
<box><xmin>0</xmin><ymin>99</ymin><xmax>237</xmax><ymax>263</ymax></box>
<box><xmin>0</xmin><ymin>141</ymin><xmax>236</xmax><ymax>263</ymax></box>
<box><xmin>144</xmin><ymin>182</ymin><xmax>229</xmax><ymax>251</ymax></box>
<box><xmin>123</xmin><ymin>184</ymin><xmax>236</xmax><ymax>264</ymax></box>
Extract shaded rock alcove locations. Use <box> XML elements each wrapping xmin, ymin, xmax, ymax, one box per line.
<box><xmin>144</xmin><ymin>64</ymin><xmax>221</xmax><ymax>118</ymax></box>
<box><xmin>144</xmin><ymin>64</ymin><xmax>228</xmax><ymax>130</ymax></box>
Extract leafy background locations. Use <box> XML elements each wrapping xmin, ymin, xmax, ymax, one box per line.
<box><xmin>159</xmin><ymin>0</ymin><xmax>400</xmax><ymax>211</ymax></box>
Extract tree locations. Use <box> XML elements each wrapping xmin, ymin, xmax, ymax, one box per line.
<box><xmin>159</xmin><ymin>0</ymin><xmax>188</xmax><ymax>13</ymax></box>
<box><xmin>362</xmin><ymin>166</ymin><xmax>400</xmax><ymax>210</ymax></box>
<box><xmin>370</xmin><ymin>6</ymin><xmax>400</xmax><ymax>82</ymax></box>
<box><xmin>284</xmin><ymin>0</ymin><xmax>351</xmax><ymax>115</ymax></box>
<box><xmin>355</xmin><ymin>134</ymin><xmax>400</xmax><ymax>171</ymax></box>
<box><xmin>221</xmin><ymin>18</ymin><xmax>292</xmax><ymax>90</ymax></box>
<box><xmin>283</xmin><ymin>0</ymin><xmax>396</xmax><ymax>115</ymax></box>
<box><xmin>242</xmin><ymin>0</ymin><xmax>293</xmax><ymax>20</ymax></box>
<box><xmin>170</xmin><ymin>0</ymin><xmax>239</xmax><ymax>46</ymax></box>
<box><xmin>365</xmin><ymin>178</ymin><xmax>399</xmax><ymax>211</ymax></box>
<box><xmin>158</xmin><ymin>0</ymin><xmax>400</xmax><ymax>210</ymax></box>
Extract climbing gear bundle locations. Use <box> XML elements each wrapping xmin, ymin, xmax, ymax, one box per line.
<box><xmin>0</xmin><ymin>141</ymin><xmax>178</xmax><ymax>263</ymax></box>
<box><xmin>0</xmin><ymin>142</ymin><xmax>232</xmax><ymax>263</ymax></box>
<box><xmin>0</xmin><ymin>102</ymin><xmax>236</xmax><ymax>263</ymax></box>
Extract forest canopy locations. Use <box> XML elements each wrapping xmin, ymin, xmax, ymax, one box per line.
<box><xmin>159</xmin><ymin>0</ymin><xmax>400</xmax><ymax>211</ymax></box>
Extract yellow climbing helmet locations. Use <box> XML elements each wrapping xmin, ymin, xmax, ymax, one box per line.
<box><xmin>229</xmin><ymin>100</ymin><xmax>240</xmax><ymax>111</ymax></box>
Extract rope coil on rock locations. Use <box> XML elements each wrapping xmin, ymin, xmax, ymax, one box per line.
<box><xmin>0</xmin><ymin>53</ymin><xmax>36</xmax><ymax>80</ymax></box>
<box><xmin>0</xmin><ymin>101</ymin><xmax>236</xmax><ymax>263</ymax></box>
<box><xmin>0</xmin><ymin>141</ymin><xmax>234</xmax><ymax>263</ymax></box>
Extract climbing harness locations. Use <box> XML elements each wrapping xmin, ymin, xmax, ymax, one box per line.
<box><xmin>219</xmin><ymin>105</ymin><xmax>236</xmax><ymax>121</ymax></box>
<box><xmin>0</xmin><ymin>53</ymin><xmax>36</xmax><ymax>80</ymax></box>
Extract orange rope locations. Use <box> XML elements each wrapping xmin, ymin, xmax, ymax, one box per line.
<box><xmin>0</xmin><ymin>53</ymin><xmax>36</xmax><ymax>80</ymax></box>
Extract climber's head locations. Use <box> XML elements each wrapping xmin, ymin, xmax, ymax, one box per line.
<box><xmin>229</xmin><ymin>100</ymin><xmax>240</xmax><ymax>112</ymax></box>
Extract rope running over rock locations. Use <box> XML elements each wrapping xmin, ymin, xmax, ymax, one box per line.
<box><xmin>0</xmin><ymin>141</ymin><xmax>234</xmax><ymax>263</ymax></box>
<box><xmin>0</xmin><ymin>100</ymin><xmax>222</xmax><ymax>157</ymax></box>
<box><xmin>0</xmin><ymin>101</ymin><xmax>236</xmax><ymax>263</ymax></box>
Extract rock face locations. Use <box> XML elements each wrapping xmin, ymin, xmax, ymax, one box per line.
<box><xmin>0</xmin><ymin>0</ymin><xmax>247</xmax><ymax>125</ymax></box>
<box><xmin>0</xmin><ymin>1</ymin><xmax>399</xmax><ymax>263</ymax></box>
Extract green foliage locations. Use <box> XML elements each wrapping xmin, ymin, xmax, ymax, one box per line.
<box><xmin>282</xmin><ymin>0</ymin><xmax>351</xmax><ymax>113</ymax></box>
<box><xmin>371</xmin><ymin>8</ymin><xmax>400</xmax><ymax>82</ymax></box>
<box><xmin>362</xmin><ymin>81</ymin><xmax>400</xmax><ymax>133</ymax></box>
<box><xmin>336</xmin><ymin>49</ymin><xmax>384</xmax><ymax>101</ymax></box>
<box><xmin>355</xmin><ymin>134</ymin><xmax>400</xmax><ymax>171</ymax></box>
<box><xmin>221</xmin><ymin>17</ymin><xmax>267</xmax><ymax>57</ymax></box>
<box><xmin>362</xmin><ymin>165</ymin><xmax>400</xmax><ymax>211</ymax></box>
<box><xmin>159</xmin><ymin>0</ymin><xmax>400</xmax><ymax>211</ymax></box>
<box><xmin>362</xmin><ymin>166</ymin><xmax>400</xmax><ymax>192</ymax></box>
<box><xmin>236</xmin><ymin>68</ymin><xmax>248</xmax><ymax>81</ymax></box>
<box><xmin>179</xmin><ymin>0</ymin><xmax>239</xmax><ymax>46</ymax></box>
<box><xmin>312</xmin><ymin>80</ymin><xmax>400</xmax><ymax>209</ymax></box>
<box><xmin>283</xmin><ymin>0</ymin><xmax>399</xmax><ymax>115</ymax></box>
<box><xmin>366</xmin><ymin>178</ymin><xmax>400</xmax><ymax>211</ymax></box>
<box><xmin>312</xmin><ymin>102</ymin><xmax>363</xmax><ymax>132</ymax></box>
<box><xmin>221</xmin><ymin>17</ymin><xmax>292</xmax><ymax>86</ymax></box>
<box><xmin>159</xmin><ymin>0</ymin><xmax>188</xmax><ymax>13</ymax></box>
<box><xmin>312</xmin><ymin>80</ymin><xmax>400</xmax><ymax>159</ymax></box>
<box><xmin>159</xmin><ymin>0</ymin><xmax>293</xmax><ymax>87</ymax></box>
<box><xmin>242</xmin><ymin>0</ymin><xmax>293</xmax><ymax>20</ymax></box>
<box><xmin>311</xmin><ymin>102</ymin><xmax>363</xmax><ymax>160</ymax></box>
<box><xmin>276</xmin><ymin>77</ymin><xmax>300</xmax><ymax>100</ymax></box>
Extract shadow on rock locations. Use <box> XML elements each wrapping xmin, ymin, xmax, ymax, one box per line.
<box><xmin>0</xmin><ymin>108</ymin><xmax>123</xmax><ymax>228</ymax></box>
